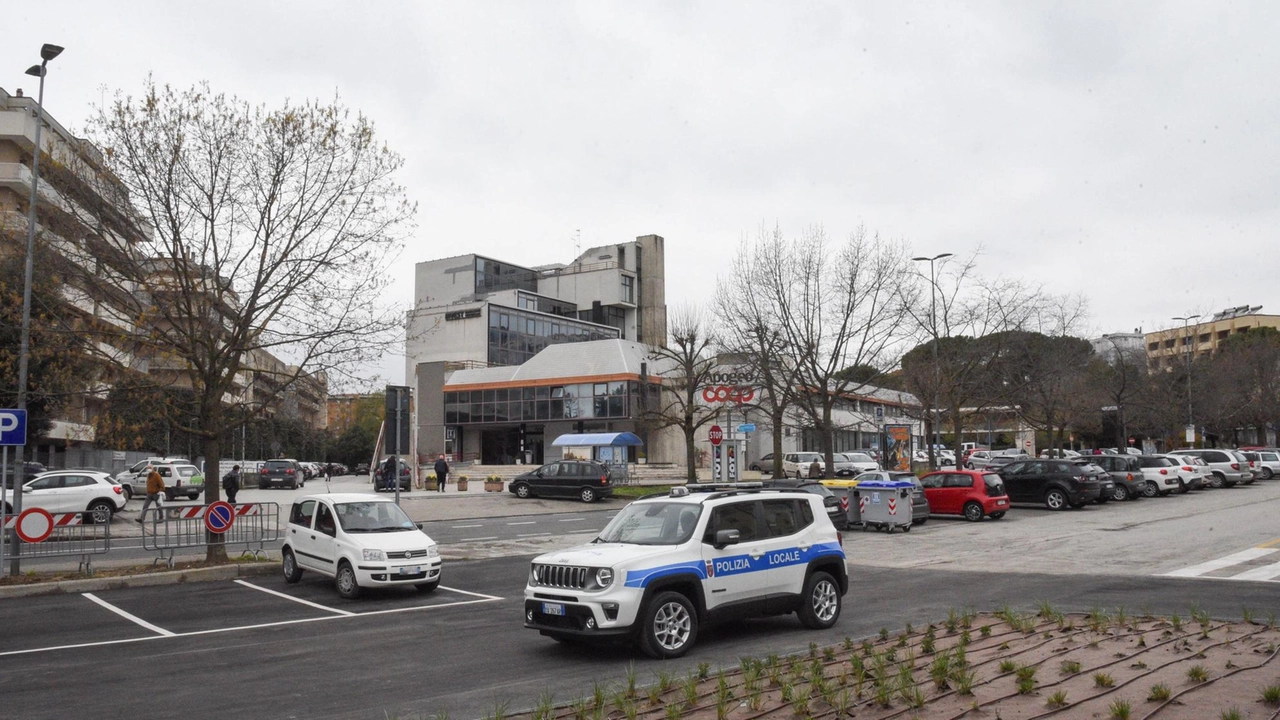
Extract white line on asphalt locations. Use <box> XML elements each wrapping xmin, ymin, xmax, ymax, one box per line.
<box><xmin>558</xmin><ymin>518</ymin><xmax>585</xmax><ymax>522</ymax></box>
<box><xmin>1228</xmin><ymin>561</ymin><xmax>1280</xmax><ymax>582</ymax></box>
<box><xmin>1162</xmin><ymin>547</ymin><xmax>1278</xmax><ymax>577</ymax></box>
<box><xmin>507</xmin><ymin>521</ymin><xmax>537</xmax><ymax>526</ymax></box>
<box><xmin>451</xmin><ymin>524</ymin><xmax>484</xmax><ymax>528</ymax></box>
<box><xmin>1</xmin><ymin>592</ymin><xmax>502</xmax><ymax>658</ymax></box>
<box><xmin>233</xmin><ymin>580</ymin><xmax>355</xmax><ymax>616</ymax></box>
<box><xmin>517</xmin><ymin>532</ymin><xmax>552</xmax><ymax>538</ymax></box>
<box><xmin>82</xmin><ymin>593</ymin><xmax>175</xmax><ymax>637</ymax></box>
<box><xmin>461</xmin><ymin>536</ymin><xmax>499</xmax><ymax>541</ymax></box>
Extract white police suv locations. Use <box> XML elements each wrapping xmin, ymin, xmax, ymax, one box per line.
<box><xmin>524</xmin><ymin>483</ymin><xmax>847</xmax><ymax>658</ymax></box>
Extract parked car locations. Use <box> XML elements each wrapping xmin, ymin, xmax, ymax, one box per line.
<box><xmin>1171</xmin><ymin>449</ymin><xmax>1251</xmax><ymax>488</ymax></box>
<box><xmin>963</xmin><ymin>450</ymin><xmax>992</xmax><ymax>469</ymax></box>
<box><xmin>792</xmin><ymin>482</ymin><xmax>848</xmax><ymax>530</ymax></box>
<box><xmin>509</xmin><ymin>460</ymin><xmax>613</xmax><ymax>503</ymax></box>
<box><xmin>748</xmin><ymin>453</ymin><xmax>775</xmax><ymax>473</ymax></box>
<box><xmin>260</xmin><ymin>459</ymin><xmax>307</xmax><ymax>490</ymax></box>
<box><xmin>114</xmin><ymin>457</ymin><xmax>188</xmax><ymax>499</ymax></box>
<box><xmin>984</xmin><ymin>449</ymin><xmax>1031</xmax><ymax>472</ymax></box>
<box><xmin>354</xmin><ymin>463</ymin><xmax>371</xmax><ymax>475</ymax></box>
<box><xmin>374</xmin><ymin>458</ymin><xmax>412</xmax><ymax>492</ymax></box>
<box><xmin>845</xmin><ymin>471</ymin><xmax>931</xmax><ymax>525</ymax></box>
<box><xmin>4</xmin><ymin>470</ymin><xmax>127</xmax><ymax>523</ymax></box>
<box><xmin>1156</xmin><ymin>454</ymin><xmax>1207</xmax><ymax>492</ymax></box>
<box><xmin>1085</xmin><ymin>454</ymin><xmax>1147</xmax><ymax>501</ymax></box>
<box><xmin>833</xmin><ymin>452</ymin><xmax>878</xmax><ymax>476</ymax></box>
<box><xmin>1038</xmin><ymin>449</ymin><xmax>1081</xmax><ymax>459</ymax></box>
<box><xmin>782</xmin><ymin>452</ymin><xmax>825</xmax><ymax>478</ymax></box>
<box><xmin>918</xmin><ymin>469</ymin><xmax>1009</xmax><ymax>521</ymax></box>
<box><xmin>961</xmin><ymin>447</ymin><xmax>990</xmax><ymax>466</ymax></box>
<box><xmin>281</xmin><ymin>493</ymin><xmax>442</xmax><ymax>597</ymax></box>
<box><xmin>995</xmin><ymin>459</ymin><xmax>1106</xmax><ymax>510</ymax></box>
<box><xmin>119</xmin><ymin>461</ymin><xmax>203</xmax><ymax>501</ymax></box>
<box><xmin>1247</xmin><ymin>450</ymin><xmax>1280</xmax><ymax>479</ymax></box>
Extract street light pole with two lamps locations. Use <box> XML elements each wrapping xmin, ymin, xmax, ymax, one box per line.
<box><xmin>1172</xmin><ymin>314</ymin><xmax>1200</xmax><ymax>447</ymax></box>
<box><xmin>912</xmin><ymin>252</ymin><xmax>952</xmax><ymax>470</ymax></box>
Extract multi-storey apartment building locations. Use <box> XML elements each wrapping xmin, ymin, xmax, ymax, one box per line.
<box><xmin>1145</xmin><ymin>306</ymin><xmax>1280</xmax><ymax>369</ymax></box>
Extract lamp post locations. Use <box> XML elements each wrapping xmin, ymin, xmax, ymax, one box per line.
<box><xmin>912</xmin><ymin>252</ymin><xmax>952</xmax><ymax>470</ymax></box>
<box><xmin>1173</xmin><ymin>314</ymin><xmax>1200</xmax><ymax>447</ymax></box>
<box><xmin>10</xmin><ymin>43</ymin><xmax>62</xmax><ymax>577</ymax></box>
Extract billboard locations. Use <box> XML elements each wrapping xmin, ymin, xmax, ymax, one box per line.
<box><xmin>884</xmin><ymin>424</ymin><xmax>913</xmax><ymax>472</ymax></box>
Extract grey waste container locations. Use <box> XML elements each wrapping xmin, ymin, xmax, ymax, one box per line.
<box><xmin>854</xmin><ymin>479</ymin><xmax>915</xmax><ymax>533</ymax></box>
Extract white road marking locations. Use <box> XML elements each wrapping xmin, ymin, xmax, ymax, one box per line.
<box><xmin>3</xmin><ymin>590</ymin><xmax>502</xmax><ymax>658</ymax></box>
<box><xmin>507</xmin><ymin>521</ymin><xmax>537</xmax><ymax>526</ymax></box>
<box><xmin>1228</xmin><ymin>561</ymin><xmax>1280</xmax><ymax>582</ymax></box>
<box><xmin>234</xmin><ymin>580</ymin><xmax>355</xmax><ymax>616</ymax></box>
<box><xmin>1162</xmin><ymin>547</ymin><xmax>1278</xmax><ymax>577</ymax></box>
<box><xmin>461</xmin><ymin>536</ymin><xmax>499</xmax><ymax>541</ymax></box>
<box><xmin>82</xmin><ymin>593</ymin><xmax>175</xmax><ymax>637</ymax></box>
<box><xmin>517</xmin><ymin>532</ymin><xmax>552</xmax><ymax>538</ymax></box>
<box><xmin>451</xmin><ymin>524</ymin><xmax>483</xmax><ymax>528</ymax></box>
<box><xmin>558</xmin><ymin>518</ymin><xmax>585</xmax><ymax>522</ymax></box>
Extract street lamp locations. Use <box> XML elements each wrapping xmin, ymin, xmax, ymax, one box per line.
<box><xmin>912</xmin><ymin>252</ymin><xmax>952</xmax><ymax>469</ymax></box>
<box><xmin>10</xmin><ymin>43</ymin><xmax>62</xmax><ymax>577</ymax></box>
<box><xmin>1173</xmin><ymin>314</ymin><xmax>1200</xmax><ymax>447</ymax></box>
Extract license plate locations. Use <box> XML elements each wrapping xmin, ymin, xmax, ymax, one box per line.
<box><xmin>996</xmin><ymin>499</ymin><xmax>1007</xmax><ymax>506</ymax></box>
<box><xmin>542</xmin><ymin>602</ymin><xmax>565</xmax><ymax>616</ymax></box>
<box><xmin>398</xmin><ymin>566</ymin><xmax>421</xmax><ymax>576</ymax></box>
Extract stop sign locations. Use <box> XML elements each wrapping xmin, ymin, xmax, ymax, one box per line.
<box><xmin>709</xmin><ymin>425</ymin><xmax>723</xmax><ymax>446</ymax></box>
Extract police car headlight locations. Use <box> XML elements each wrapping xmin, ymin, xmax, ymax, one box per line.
<box><xmin>427</xmin><ymin>545</ymin><xmax>439</xmax><ymax>558</ymax></box>
<box><xmin>595</xmin><ymin>568</ymin><xmax>614</xmax><ymax>589</ymax></box>
<box><xmin>362</xmin><ymin>549</ymin><xmax>386</xmax><ymax>562</ymax></box>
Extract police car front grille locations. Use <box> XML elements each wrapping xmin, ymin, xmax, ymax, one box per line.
<box><xmin>534</xmin><ymin>564</ymin><xmax>588</xmax><ymax>590</ymax></box>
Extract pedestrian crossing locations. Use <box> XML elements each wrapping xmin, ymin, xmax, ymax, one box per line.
<box><xmin>1160</xmin><ymin>542</ymin><xmax>1280</xmax><ymax>582</ymax></box>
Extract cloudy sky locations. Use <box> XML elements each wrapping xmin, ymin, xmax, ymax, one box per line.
<box><xmin>5</xmin><ymin>1</ymin><xmax>1277</xmax><ymax>384</ymax></box>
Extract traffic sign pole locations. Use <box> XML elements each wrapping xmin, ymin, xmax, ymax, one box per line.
<box><xmin>1</xmin><ymin>446</ymin><xmax>7</xmax><ymax>575</ymax></box>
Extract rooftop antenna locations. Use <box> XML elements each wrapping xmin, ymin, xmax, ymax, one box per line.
<box><xmin>573</xmin><ymin>229</ymin><xmax>581</xmax><ymax>259</ymax></box>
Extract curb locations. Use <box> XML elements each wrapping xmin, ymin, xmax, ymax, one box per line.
<box><xmin>0</xmin><ymin>562</ymin><xmax>279</xmax><ymax>599</ymax></box>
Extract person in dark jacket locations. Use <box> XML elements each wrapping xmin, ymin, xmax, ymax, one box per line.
<box><xmin>383</xmin><ymin>457</ymin><xmax>399</xmax><ymax>491</ymax></box>
<box><xmin>434</xmin><ymin>456</ymin><xmax>449</xmax><ymax>493</ymax></box>
<box><xmin>222</xmin><ymin>465</ymin><xmax>241</xmax><ymax>504</ymax></box>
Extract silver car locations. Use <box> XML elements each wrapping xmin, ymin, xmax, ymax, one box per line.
<box><xmin>1171</xmin><ymin>449</ymin><xmax>1252</xmax><ymax>488</ymax></box>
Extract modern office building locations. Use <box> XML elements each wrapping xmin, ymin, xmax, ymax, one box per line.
<box><xmin>1145</xmin><ymin>306</ymin><xmax>1280</xmax><ymax>368</ymax></box>
<box><xmin>406</xmin><ymin>236</ymin><xmax>671</xmax><ymax>464</ymax></box>
<box><xmin>1090</xmin><ymin>330</ymin><xmax>1146</xmax><ymax>364</ymax></box>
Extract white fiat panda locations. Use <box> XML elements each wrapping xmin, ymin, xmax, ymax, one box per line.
<box><xmin>282</xmin><ymin>493</ymin><xmax>441</xmax><ymax>598</ymax></box>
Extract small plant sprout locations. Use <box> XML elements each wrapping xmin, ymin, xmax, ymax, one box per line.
<box><xmin>953</xmin><ymin>668</ymin><xmax>977</xmax><ymax>696</ymax></box>
<box><xmin>1108</xmin><ymin>698</ymin><xmax>1132</xmax><ymax>720</ymax></box>
<box><xmin>1187</xmin><ymin>665</ymin><xmax>1209</xmax><ymax>683</ymax></box>
<box><xmin>1241</xmin><ymin>607</ymin><xmax>1255</xmax><ymax>625</ymax></box>
<box><xmin>1094</xmin><ymin>672</ymin><xmax>1116</xmax><ymax>688</ymax></box>
<box><xmin>1220</xmin><ymin>708</ymin><xmax>1243</xmax><ymax>720</ymax></box>
<box><xmin>980</xmin><ymin>624</ymin><xmax>992</xmax><ymax>638</ymax></box>
<box><xmin>485</xmin><ymin>701</ymin><xmax>510</xmax><ymax>720</ymax></box>
<box><xmin>1171</xmin><ymin>614</ymin><xmax>1183</xmax><ymax>632</ymax></box>
<box><xmin>1037</xmin><ymin>599</ymin><xmax>1056</xmax><ymax>618</ymax></box>
<box><xmin>946</xmin><ymin>607</ymin><xmax>960</xmax><ymax>633</ymax></box>
<box><xmin>1060</xmin><ymin>660</ymin><xmax>1082</xmax><ymax>676</ymax></box>
<box><xmin>1148</xmin><ymin>683</ymin><xmax>1171</xmax><ymax>702</ymax></box>
<box><xmin>1262</xmin><ymin>683</ymin><xmax>1280</xmax><ymax>706</ymax></box>
<box><xmin>999</xmin><ymin>659</ymin><xmax>1017</xmax><ymax>674</ymax></box>
<box><xmin>533</xmin><ymin>692</ymin><xmax>555</xmax><ymax>720</ymax></box>
<box><xmin>698</xmin><ymin>663</ymin><xmax>711</xmax><ymax>680</ymax></box>
<box><xmin>1017</xmin><ymin>676</ymin><xmax>1036</xmax><ymax>695</ymax></box>
<box><xmin>1046</xmin><ymin>690</ymin><xmax>1068</xmax><ymax>708</ymax></box>
<box><xmin>879</xmin><ymin>627</ymin><xmax>889</xmax><ymax>641</ymax></box>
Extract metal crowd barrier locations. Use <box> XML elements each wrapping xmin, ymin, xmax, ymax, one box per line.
<box><xmin>1</xmin><ymin>513</ymin><xmax>111</xmax><ymax>574</ymax></box>
<box><xmin>141</xmin><ymin>502</ymin><xmax>281</xmax><ymax>568</ymax></box>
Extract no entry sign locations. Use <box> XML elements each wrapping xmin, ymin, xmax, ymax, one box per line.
<box><xmin>15</xmin><ymin>508</ymin><xmax>54</xmax><ymax>544</ymax></box>
<box><xmin>709</xmin><ymin>425</ymin><xmax>723</xmax><ymax>446</ymax></box>
<box><xmin>204</xmin><ymin>501</ymin><xmax>236</xmax><ymax>534</ymax></box>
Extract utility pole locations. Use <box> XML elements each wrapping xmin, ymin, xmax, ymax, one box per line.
<box><xmin>912</xmin><ymin>252</ymin><xmax>952</xmax><ymax>469</ymax></box>
<box><xmin>1173</xmin><ymin>315</ymin><xmax>1200</xmax><ymax>447</ymax></box>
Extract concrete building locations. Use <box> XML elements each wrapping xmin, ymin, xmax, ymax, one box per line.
<box><xmin>406</xmin><ymin>236</ymin><xmax>670</xmax><ymax>464</ymax></box>
<box><xmin>1091</xmin><ymin>330</ymin><xmax>1146</xmax><ymax>364</ymax></box>
<box><xmin>1146</xmin><ymin>306</ymin><xmax>1280</xmax><ymax>369</ymax></box>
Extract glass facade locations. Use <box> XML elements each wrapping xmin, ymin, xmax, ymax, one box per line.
<box><xmin>487</xmin><ymin>305</ymin><xmax>619</xmax><ymax>366</ymax></box>
<box><xmin>475</xmin><ymin>257</ymin><xmax>538</xmax><ymax>294</ymax></box>
<box><xmin>621</xmin><ymin>274</ymin><xmax>634</xmax><ymax>303</ymax></box>
<box><xmin>515</xmin><ymin>291</ymin><xmax>578</xmax><ymax>318</ymax></box>
<box><xmin>445</xmin><ymin>381</ymin><xmax>656</xmax><ymax>424</ymax></box>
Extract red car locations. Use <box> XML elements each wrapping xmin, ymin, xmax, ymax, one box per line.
<box><xmin>919</xmin><ymin>469</ymin><xmax>1010</xmax><ymax>521</ymax></box>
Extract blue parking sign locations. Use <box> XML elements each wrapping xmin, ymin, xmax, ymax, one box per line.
<box><xmin>0</xmin><ymin>409</ymin><xmax>27</xmax><ymax>446</ymax></box>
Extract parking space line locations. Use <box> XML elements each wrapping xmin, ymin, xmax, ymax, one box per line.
<box><xmin>1</xmin><ymin>593</ymin><xmax>503</xmax><ymax>658</ymax></box>
<box><xmin>558</xmin><ymin>518</ymin><xmax>585</xmax><ymax>522</ymax></box>
<box><xmin>462</xmin><ymin>536</ymin><xmax>499</xmax><ymax>541</ymax></box>
<box><xmin>517</xmin><ymin>532</ymin><xmax>552</xmax><ymax>538</ymax></box>
<box><xmin>234</xmin><ymin>580</ymin><xmax>355</xmax><ymax>616</ymax></box>
<box><xmin>452</xmin><ymin>524</ymin><xmax>484</xmax><ymax>528</ymax></box>
<box><xmin>82</xmin><ymin>593</ymin><xmax>175</xmax><ymax>637</ymax></box>
<box><xmin>507</xmin><ymin>521</ymin><xmax>537</xmax><ymax>526</ymax></box>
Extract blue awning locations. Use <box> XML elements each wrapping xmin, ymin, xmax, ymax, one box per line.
<box><xmin>551</xmin><ymin>432</ymin><xmax>644</xmax><ymax>447</ymax></box>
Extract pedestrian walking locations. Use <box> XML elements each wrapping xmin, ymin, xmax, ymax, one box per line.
<box><xmin>808</xmin><ymin>458</ymin><xmax>823</xmax><ymax>479</ymax></box>
<box><xmin>434</xmin><ymin>455</ymin><xmax>450</xmax><ymax>493</ymax></box>
<box><xmin>138</xmin><ymin>466</ymin><xmax>165</xmax><ymax>522</ymax></box>
<box><xmin>222</xmin><ymin>464</ymin><xmax>241</xmax><ymax>504</ymax></box>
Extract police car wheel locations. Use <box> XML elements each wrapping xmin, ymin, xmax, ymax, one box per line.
<box><xmin>799</xmin><ymin>571</ymin><xmax>841</xmax><ymax>629</ymax></box>
<box><xmin>639</xmin><ymin>591</ymin><xmax>697</xmax><ymax>659</ymax></box>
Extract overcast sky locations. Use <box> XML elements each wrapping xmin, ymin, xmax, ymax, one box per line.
<box><xmin>5</xmin><ymin>1</ymin><xmax>1277</xmax><ymax>385</ymax></box>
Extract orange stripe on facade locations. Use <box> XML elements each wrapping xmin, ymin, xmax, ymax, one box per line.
<box><xmin>443</xmin><ymin>373</ymin><xmax>647</xmax><ymax>392</ymax></box>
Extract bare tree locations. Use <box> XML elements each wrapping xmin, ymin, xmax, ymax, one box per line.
<box><xmin>80</xmin><ymin>80</ymin><xmax>414</xmax><ymax>560</ymax></box>
<box><xmin>643</xmin><ymin>305</ymin><xmax>719</xmax><ymax>482</ymax></box>
<box><xmin>746</xmin><ymin>225</ymin><xmax>916</xmax><ymax>477</ymax></box>
<box><xmin>713</xmin><ymin>227</ymin><xmax>800</xmax><ymax>478</ymax></box>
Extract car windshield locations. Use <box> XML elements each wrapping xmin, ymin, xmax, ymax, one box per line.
<box><xmin>596</xmin><ymin>502</ymin><xmax>701</xmax><ymax>545</ymax></box>
<box><xmin>334</xmin><ymin>501</ymin><xmax>417</xmax><ymax>532</ymax></box>
<box><xmin>983</xmin><ymin>473</ymin><xmax>1005</xmax><ymax>495</ymax></box>
<box><xmin>847</xmin><ymin>453</ymin><xmax>874</xmax><ymax>462</ymax></box>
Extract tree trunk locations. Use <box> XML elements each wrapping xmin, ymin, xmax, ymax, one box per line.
<box><xmin>684</xmin><ymin>425</ymin><xmax>698</xmax><ymax>483</ymax></box>
<box><xmin>821</xmin><ymin>403</ymin><xmax>835</xmax><ymax>479</ymax></box>
<box><xmin>203</xmin><ymin>435</ymin><xmax>228</xmax><ymax>562</ymax></box>
<box><xmin>952</xmin><ymin>406</ymin><xmax>965</xmax><ymax>468</ymax></box>
<box><xmin>771</xmin><ymin>407</ymin><xmax>786</xmax><ymax>478</ymax></box>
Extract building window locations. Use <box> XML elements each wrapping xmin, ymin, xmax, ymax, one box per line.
<box><xmin>487</xmin><ymin>305</ymin><xmax>619</xmax><ymax>366</ymax></box>
<box><xmin>621</xmin><ymin>274</ymin><xmax>634</xmax><ymax>304</ymax></box>
<box><xmin>475</xmin><ymin>257</ymin><xmax>538</xmax><ymax>294</ymax></box>
<box><xmin>442</xmin><ymin>380</ymin><xmax>636</xmax><ymax>425</ymax></box>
